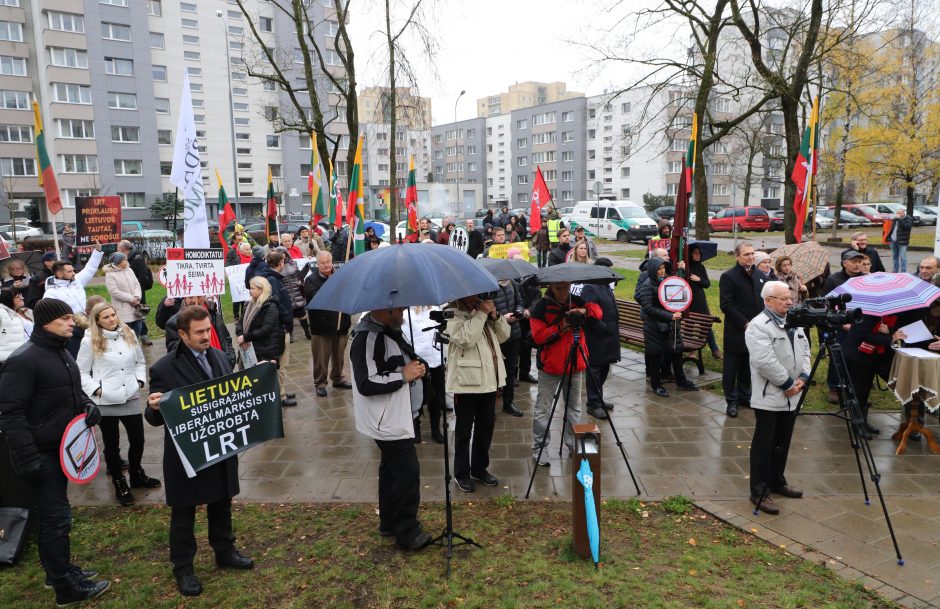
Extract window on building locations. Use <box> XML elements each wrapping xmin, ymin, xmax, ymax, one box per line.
<box><xmin>517</xmin><ymin>156</ymin><xmax>527</xmax><ymax>167</ymax></box>
<box><xmin>620</xmin><ymin>167</ymin><xmax>630</xmax><ymax>178</ymax></box>
<box><xmin>0</xmin><ymin>125</ymin><xmax>30</xmax><ymax>143</ymax></box>
<box><xmin>587</xmin><ymin>129</ymin><xmax>595</xmax><ymax>139</ymax></box>
<box><xmin>53</xmin><ymin>83</ymin><xmax>92</xmax><ymax>105</ymax></box>
<box><xmin>0</xmin><ymin>21</ymin><xmax>22</xmax><ymax>41</ymax></box>
<box><xmin>588</xmin><ymin>108</ymin><xmax>596</xmax><ymax>118</ymax></box>
<box><xmin>561</xmin><ymin>132</ymin><xmax>574</xmax><ymax>143</ymax></box>
<box><xmin>100</xmin><ymin>0</ymin><xmax>128</xmax><ymax>5</ymax></box>
<box><xmin>111</xmin><ymin>126</ymin><xmax>139</xmax><ymax>143</ymax></box>
<box><xmin>667</xmin><ymin>161</ymin><xmax>681</xmax><ymax>174</ymax></box>
<box><xmin>151</xmin><ymin>64</ymin><xmax>167</xmax><ymax>81</ymax></box>
<box><xmin>516</xmin><ymin>119</ymin><xmax>528</xmax><ymax>130</ymax></box>
<box><xmin>234</xmin><ymin>117</ymin><xmax>249</xmax><ymax>126</ymax></box>
<box><xmin>147</xmin><ymin>0</ymin><xmax>161</xmax><ymax>16</ymax></box>
<box><xmin>587</xmin><ymin>170</ymin><xmax>595</xmax><ymax>179</ymax></box>
<box><xmin>56</xmin><ymin>119</ymin><xmax>92</xmax><ymax>139</ymax></box>
<box><xmin>48</xmin><ymin>11</ymin><xmax>85</xmax><ymax>33</ymax></box>
<box><xmin>183</xmin><ymin>51</ymin><xmax>200</xmax><ymax>60</ymax></box>
<box><xmin>235</xmin><ymin>132</ymin><xmax>250</xmax><ymax>141</ymax></box>
<box><xmin>149</xmin><ymin>32</ymin><xmax>165</xmax><ymax>49</ymax></box>
<box><xmin>182</xmin><ymin>34</ymin><xmax>199</xmax><ymax>45</ymax></box>
<box><xmin>266</xmin><ymin>135</ymin><xmax>280</xmax><ymax>148</ymax></box>
<box><xmin>517</xmin><ymin>138</ymin><xmax>527</xmax><ymax>148</ymax></box>
<box><xmin>763</xmin><ymin>186</ymin><xmax>780</xmax><ymax>199</ymax></box>
<box><xmin>712</xmin><ymin>183</ymin><xmax>729</xmax><ymax>196</ymax></box>
<box><xmin>531</xmin><ymin>151</ymin><xmax>555</xmax><ymax>164</ymax></box>
<box><xmin>61</xmin><ymin>154</ymin><xmax>98</xmax><ymax>173</ymax></box>
<box><xmin>712</xmin><ymin>163</ymin><xmax>729</xmax><ymax>175</ymax></box>
<box><xmin>0</xmin><ymin>157</ymin><xmax>35</xmax><ymax>176</ymax></box>
<box><xmin>532</xmin><ymin>132</ymin><xmax>556</xmax><ymax>145</ymax></box>
<box><xmin>101</xmin><ymin>22</ymin><xmax>131</xmax><ymax>42</ymax></box>
<box><xmin>621</xmin><ymin>102</ymin><xmax>631</xmax><ymax>113</ymax></box>
<box><xmin>227</xmin><ymin>10</ymin><xmax>242</xmax><ymax>19</ymax></box>
<box><xmin>561</xmin><ymin>171</ymin><xmax>572</xmax><ymax>182</ymax></box>
<box><xmin>114</xmin><ymin>159</ymin><xmax>142</xmax><ymax>176</ymax></box>
<box><xmin>157</xmin><ymin>129</ymin><xmax>171</xmax><ymax>145</ymax></box>
<box><xmin>153</xmin><ymin>97</ymin><xmax>168</xmax><ymax>113</ymax></box>
<box><xmin>233</xmin><ymin>102</ymin><xmax>248</xmax><ymax>111</ymax></box>
<box><xmin>0</xmin><ymin>90</ymin><xmax>28</xmax><ymax>110</ymax></box>
<box><xmin>561</xmin><ymin>151</ymin><xmax>574</xmax><ymax>163</ymax></box>
<box><xmin>517</xmin><ymin>193</ymin><xmax>529</xmax><ymax>204</ymax></box>
<box><xmin>259</xmin><ymin>16</ymin><xmax>273</xmax><ymax>32</ymax></box>
<box><xmin>120</xmin><ymin>193</ymin><xmax>146</xmax><ymax>208</ymax></box>
<box><xmin>49</xmin><ymin>47</ymin><xmax>87</xmax><ymax>69</ymax></box>
<box><xmin>561</xmin><ymin>111</ymin><xmax>573</xmax><ymax>122</ymax></box>
<box><xmin>517</xmin><ymin>174</ymin><xmax>528</xmax><ymax>185</ymax></box>
<box><xmin>0</xmin><ymin>57</ymin><xmax>26</xmax><ymax>77</ymax></box>
<box><xmin>104</xmin><ymin>57</ymin><xmax>134</xmax><ymax>76</ymax></box>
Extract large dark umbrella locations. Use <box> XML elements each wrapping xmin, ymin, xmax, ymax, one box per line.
<box><xmin>478</xmin><ymin>257</ymin><xmax>537</xmax><ymax>281</ymax></box>
<box><xmin>308</xmin><ymin>243</ymin><xmax>498</xmax><ymax>313</ymax></box>
<box><xmin>688</xmin><ymin>240</ymin><xmax>718</xmax><ymax>262</ymax></box>
<box><xmin>531</xmin><ymin>262</ymin><xmax>623</xmax><ymax>286</ymax></box>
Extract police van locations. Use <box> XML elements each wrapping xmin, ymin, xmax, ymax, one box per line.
<box><xmin>563</xmin><ymin>200</ymin><xmax>658</xmax><ymax>243</ymax></box>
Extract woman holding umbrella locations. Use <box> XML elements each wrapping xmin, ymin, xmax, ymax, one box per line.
<box><xmin>687</xmin><ymin>244</ymin><xmax>721</xmax><ymax>359</ymax></box>
<box><xmin>774</xmin><ymin>256</ymin><xmax>808</xmax><ymax>304</ymax></box>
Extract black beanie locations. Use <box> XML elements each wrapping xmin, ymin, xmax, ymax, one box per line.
<box><xmin>34</xmin><ymin>298</ymin><xmax>74</xmax><ymax>328</ymax></box>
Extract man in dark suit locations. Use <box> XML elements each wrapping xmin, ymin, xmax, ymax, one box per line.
<box><xmin>145</xmin><ymin>306</ymin><xmax>254</xmax><ymax>597</ymax></box>
<box><xmin>465</xmin><ymin>219</ymin><xmax>485</xmax><ymax>259</ymax></box>
<box><xmin>719</xmin><ymin>241</ymin><xmax>761</xmax><ymax>418</ymax></box>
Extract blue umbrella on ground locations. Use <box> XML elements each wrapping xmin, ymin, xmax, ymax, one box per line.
<box><xmin>688</xmin><ymin>240</ymin><xmax>718</xmax><ymax>262</ymax></box>
<box><xmin>308</xmin><ymin>243</ymin><xmax>498</xmax><ymax>313</ymax></box>
<box><xmin>576</xmin><ymin>457</ymin><xmax>600</xmax><ymax>569</ymax></box>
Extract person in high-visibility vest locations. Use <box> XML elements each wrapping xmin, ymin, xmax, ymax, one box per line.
<box><xmin>547</xmin><ymin>218</ymin><xmax>562</xmax><ymax>244</ymax></box>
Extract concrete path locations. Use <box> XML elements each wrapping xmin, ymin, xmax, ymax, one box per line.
<box><xmin>70</xmin><ymin>336</ymin><xmax>940</xmax><ymax>608</ymax></box>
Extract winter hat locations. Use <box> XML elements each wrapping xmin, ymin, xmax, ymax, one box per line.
<box><xmin>109</xmin><ymin>252</ymin><xmax>127</xmax><ymax>266</ymax></box>
<box><xmin>753</xmin><ymin>251</ymin><xmax>771</xmax><ymax>266</ymax></box>
<box><xmin>34</xmin><ymin>298</ymin><xmax>73</xmax><ymax>328</ymax></box>
<box><xmin>594</xmin><ymin>257</ymin><xmax>613</xmax><ymax>267</ymax></box>
<box><xmin>41</xmin><ymin>251</ymin><xmax>57</xmax><ymax>263</ymax></box>
<box><xmin>251</xmin><ymin>245</ymin><xmax>265</xmax><ymax>259</ymax></box>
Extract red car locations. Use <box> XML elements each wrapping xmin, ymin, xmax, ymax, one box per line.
<box><xmin>842</xmin><ymin>204</ymin><xmax>892</xmax><ymax>224</ymax></box>
<box><xmin>708</xmin><ymin>207</ymin><xmax>771</xmax><ymax>232</ymax></box>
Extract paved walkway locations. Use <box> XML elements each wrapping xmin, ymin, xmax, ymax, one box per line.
<box><xmin>70</xmin><ymin>336</ymin><xmax>940</xmax><ymax>608</ymax></box>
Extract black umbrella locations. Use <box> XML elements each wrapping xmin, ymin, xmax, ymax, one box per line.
<box><xmin>531</xmin><ymin>262</ymin><xmax>623</xmax><ymax>286</ymax></box>
<box><xmin>478</xmin><ymin>257</ymin><xmax>537</xmax><ymax>281</ymax></box>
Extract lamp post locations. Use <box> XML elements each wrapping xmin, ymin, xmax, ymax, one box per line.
<box><xmin>217</xmin><ymin>10</ymin><xmax>240</xmax><ymax>219</ymax></box>
<box><xmin>454</xmin><ymin>89</ymin><xmax>465</xmax><ymax>214</ymax></box>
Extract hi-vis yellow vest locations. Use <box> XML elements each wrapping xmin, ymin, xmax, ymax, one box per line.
<box><xmin>548</xmin><ymin>219</ymin><xmax>562</xmax><ymax>243</ymax></box>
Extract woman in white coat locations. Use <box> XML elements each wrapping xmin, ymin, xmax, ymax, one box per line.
<box><xmin>103</xmin><ymin>251</ymin><xmax>145</xmax><ymax>337</ymax></box>
<box><xmin>77</xmin><ymin>301</ymin><xmax>159</xmax><ymax>506</ymax></box>
<box><xmin>0</xmin><ymin>287</ymin><xmax>26</xmax><ymax>367</ymax></box>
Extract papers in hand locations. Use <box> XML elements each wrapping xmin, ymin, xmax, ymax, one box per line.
<box><xmin>898</xmin><ymin>320</ymin><xmax>934</xmax><ymax>344</ymax></box>
<box><xmin>896</xmin><ymin>347</ymin><xmax>940</xmax><ymax>359</ymax></box>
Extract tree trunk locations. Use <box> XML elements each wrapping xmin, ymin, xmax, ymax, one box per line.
<box><xmin>907</xmin><ymin>178</ymin><xmax>916</xmax><ymax>213</ymax></box>
<box><xmin>832</xmin><ymin>91</ymin><xmax>852</xmax><ymax>241</ymax></box>
<box><xmin>781</xmin><ymin>95</ymin><xmax>804</xmax><ymax>244</ymax></box>
<box><xmin>742</xmin><ymin>148</ymin><xmax>755</xmax><ymax>208</ymax></box>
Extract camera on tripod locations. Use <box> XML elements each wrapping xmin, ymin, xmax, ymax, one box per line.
<box><xmin>565</xmin><ymin>310</ymin><xmax>586</xmax><ymax>329</ymax></box>
<box><xmin>785</xmin><ymin>293</ymin><xmax>862</xmax><ymax>329</ymax></box>
<box><xmin>429</xmin><ymin>310</ymin><xmax>454</xmax><ymax>323</ymax></box>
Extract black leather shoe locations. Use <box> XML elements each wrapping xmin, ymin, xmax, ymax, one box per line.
<box><xmin>864</xmin><ymin>422</ymin><xmax>881</xmax><ymax>435</ymax></box>
<box><xmin>406</xmin><ymin>532</ymin><xmax>432</xmax><ymax>551</ymax></box>
<box><xmin>215</xmin><ymin>549</ymin><xmax>254</xmax><ymax>570</ymax></box>
<box><xmin>677</xmin><ymin>380</ymin><xmax>699</xmax><ymax>391</ymax></box>
<box><xmin>455</xmin><ymin>477</ymin><xmax>475</xmax><ymax>492</ymax></box>
<box><xmin>129</xmin><ymin>468</ymin><xmax>161</xmax><ymax>489</ymax></box>
<box><xmin>652</xmin><ymin>386</ymin><xmax>669</xmax><ymax>398</ymax></box>
<box><xmin>176</xmin><ymin>573</ymin><xmax>202</xmax><ymax>597</ymax></box>
<box><xmin>55</xmin><ymin>578</ymin><xmax>110</xmax><ymax>607</ymax></box>
<box><xmin>603</xmin><ymin>401</ymin><xmax>615</xmax><ymax>410</ymax></box>
<box><xmin>726</xmin><ymin>403</ymin><xmax>738</xmax><ymax>418</ymax></box>
<box><xmin>587</xmin><ymin>406</ymin><xmax>609</xmax><ymax>420</ymax></box>
<box><xmin>431</xmin><ymin>428</ymin><xmax>445</xmax><ymax>444</ymax></box>
<box><xmin>470</xmin><ymin>470</ymin><xmax>498</xmax><ymax>486</ymax></box>
<box><xmin>378</xmin><ymin>527</ymin><xmax>394</xmax><ymax>537</ymax></box>
<box><xmin>333</xmin><ymin>381</ymin><xmax>353</xmax><ymax>389</ymax></box>
<box><xmin>771</xmin><ymin>484</ymin><xmax>803</xmax><ymax>498</ymax></box>
<box><xmin>45</xmin><ymin>567</ymin><xmax>99</xmax><ymax>589</ymax></box>
<box><xmin>285</xmin><ymin>392</ymin><xmax>296</xmax><ymax>399</ymax></box>
<box><xmin>316</xmin><ymin>387</ymin><xmax>327</xmax><ymax>397</ymax></box>
<box><xmin>521</xmin><ymin>374</ymin><xmax>539</xmax><ymax>383</ymax></box>
<box><xmin>281</xmin><ymin>397</ymin><xmax>298</xmax><ymax>407</ymax></box>
<box><xmin>502</xmin><ymin>403</ymin><xmax>523</xmax><ymax>417</ymax></box>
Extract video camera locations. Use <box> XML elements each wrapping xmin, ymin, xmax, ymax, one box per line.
<box><xmin>429</xmin><ymin>309</ymin><xmax>455</xmax><ymax>323</ymax></box>
<box><xmin>565</xmin><ymin>309</ymin><xmax>586</xmax><ymax>329</ymax></box>
<box><xmin>785</xmin><ymin>293</ymin><xmax>862</xmax><ymax>330</ymax></box>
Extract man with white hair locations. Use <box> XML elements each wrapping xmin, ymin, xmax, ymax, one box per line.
<box><xmin>744</xmin><ymin>280</ymin><xmax>811</xmax><ymax>515</ymax></box>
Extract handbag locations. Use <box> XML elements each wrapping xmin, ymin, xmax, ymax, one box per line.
<box><xmin>0</xmin><ymin>507</ymin><xmax>29</xmax><ymax>565</ymax></box>
<box><xmin>133</xmin><ymin>303</ymin><xmax>151</xmax><ymax>315</ymax></box>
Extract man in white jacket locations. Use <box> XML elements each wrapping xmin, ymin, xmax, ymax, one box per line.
<box><xmin>43</xmin><ymin>241</ymin><xmax>103</xmax><ymax>357</ymax></box>
<box><xmin>745</xmin><ymin>280</ymin><xmax>811</xmax><ymax>515</ymax></box>
<box><xmin>350</xmin><ymin>307</ymin><xmax>430</xmax><ymax>552</ymax></box>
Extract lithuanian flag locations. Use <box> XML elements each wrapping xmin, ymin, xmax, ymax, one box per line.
<box><xmin>405</xmin><ymin>155</ymin><xmax>418</xmax><ymax>237</ymax></box>
<box><xmin>32</xmin><ymin>101</ymin><xmax>62</xmax><ymax>215</ymax></box>
<box><xmin>346</xmin><ymin>136</ymin><xmax>366</xmax><ymax>255</ymax></box>
<box><xmin>216</xmin><ymin>170</ymin><xmax>236</xmax><ymax>256</ymax></box>
<box><xmin>308</xmin><ymin>133</ymin><xmax>328</xmax><ymax>224</ymax></box>
<box><xmin>265</xmin><ymin>167</ymin><xmax>277</xmax><ymax>240</ymax></box>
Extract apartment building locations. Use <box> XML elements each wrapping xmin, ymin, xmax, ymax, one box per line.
<box><xmin>483</xmin><ymin>112</ymin><xmax>511</xmax><ymax>204</ymax></box>
<box><xmin>477</xmin><ymin>81</ymin><xmax>582</xmax><ymax>118</ymax></box>
<box><xmin>430</xmin><ymin>116</ymin><xmax>486</xmax><ymax>216</ymax></box>
<box><xmin>0</xmin><ymin>0</ymin><xmax>345</xmax><ymax>226</ymax></box>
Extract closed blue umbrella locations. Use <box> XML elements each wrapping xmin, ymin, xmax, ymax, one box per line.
<box><xmin>576</xmin><ymin>458</ymin><xmax>600</xmax><ymax>569</ymax></box>
<box><xmin>308</xmin><ymin>243</ymin><xmax>498</xmax><ymax>313</ymax></box>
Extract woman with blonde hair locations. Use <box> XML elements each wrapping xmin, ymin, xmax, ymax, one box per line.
<box><xmin>235</xmin><ymin>275</ymin><xmax>285</xmax><ymax>368</ymax></box>
<box><xmin>567</xmin><ymin>240</ymin><xmax>593</xmax><ymax>264</ymax></box>
<box><xmin>77</xmin><ymin>301</ymin><xmax>157</xmax><ymax>506</ymax></box>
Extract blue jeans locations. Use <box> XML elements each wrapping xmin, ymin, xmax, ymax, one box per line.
<box><xmin>891</xmin><ymin>242</ymin><xmax>907</xmax><ymax>273</ymax></box>
<box><xmin>127</xmin><ymin>319</ymin><xmax>144</xmax><ymax>337</ymax></box>
<box><xmin>706</xmin><ymin>328</ymin><xmax>720</xmax><ymax>354</ymax></box>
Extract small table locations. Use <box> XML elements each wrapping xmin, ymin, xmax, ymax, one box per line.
<box><xmin>887</xmin><ymin>350</ymin><xmax>940</xmax><ymax>455</ymax></box>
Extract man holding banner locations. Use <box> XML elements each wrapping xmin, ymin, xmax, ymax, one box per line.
<box><xmin>145</xmin><ymin>306</ymin><xmax>254</xmax><ymax>597</ymax></box>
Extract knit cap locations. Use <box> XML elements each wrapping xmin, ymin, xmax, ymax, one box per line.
<box><xmin>34</xmin><ymin>298</ymin><xmax>73</xmax><ymax>328</ymax></box>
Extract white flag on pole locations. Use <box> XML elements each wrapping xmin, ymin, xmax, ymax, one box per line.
<box><xmin>170</xmin><ymin>71</ymin><xmax>210</xmax><ymax>248</ymax></box>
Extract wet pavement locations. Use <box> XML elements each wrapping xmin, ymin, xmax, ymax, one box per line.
<box><xmin>68</xmin><ymin>335</ymin><xmax>940</xmax><ymax>608</ymax></box>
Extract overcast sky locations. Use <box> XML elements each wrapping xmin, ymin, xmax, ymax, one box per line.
<box><xmin>346</xmin><ymin>0</ymin><xmax>671</xmax><ymax>125</ymax></box>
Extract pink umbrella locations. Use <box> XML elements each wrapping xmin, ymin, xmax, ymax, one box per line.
<box><xmin>827</xmin><ymin>272</ymin><xmax>940</xmax><ymax>315</ymax></box>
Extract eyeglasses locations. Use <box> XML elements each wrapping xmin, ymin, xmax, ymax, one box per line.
<box><xmin>768</xmin><ymin>295</ymin><xmax>794</xmax><ymax>302</ymax></box>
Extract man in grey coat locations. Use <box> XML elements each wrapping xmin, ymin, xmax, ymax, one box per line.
<box><xmin>744</xmin><ymin>281</ymin><xmax>811</xmax><ymax>515</ymax></box>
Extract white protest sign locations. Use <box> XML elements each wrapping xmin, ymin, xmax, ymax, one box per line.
<box><xmin>225</xmin><ymin>263</ymin><xmax>249</xmax><ymax>303</ymax></box>
<box><xmin>165</xmin><ymin>248</ymin><xmax>225</xmax><ymax>297</ymax></box>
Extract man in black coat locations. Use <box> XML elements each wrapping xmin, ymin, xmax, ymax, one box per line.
<box><xmin>261</xmin><ymin>251</ymin><xmax>297</xmax><ymax>406</ymax></box>
<box><xmin>492</xmin><ymin>277</ymin><xmax>524</xmax><ymax>417</ymax></box>
<box><xmin>465</xmin><ymin>219</ymin><xmax>485</xmax><ymax>259</ymax></box>
<box><xmin>119</xmin><ymin>240</ymin><xmax>154</xmax><ymax>344</ymax></box>
<box><xmin>304</xmin><ymin>251</ymin><xmax>352</xmax><ymax>398</ymax></box>
<box><xmin>145</xmin><ymin>306</ymin><xmax>254</xmax><ymax>597</ymax></box>
<box><xmin>25</xmin><ymin>251</ymin><xmax>57</xmax><ymax>308</ymax></box>
<box><xmin>579</xmin><ymin>258</ymin><xmax>621</xmax><ymax>419</ymax></box>
<box><xmin>821</xmin><ymin>250</ymin><xmax>865</xmax><ymax>402</ymax></box>
<box><xmin>159</xmin><ymin>296</ymin><xmax>236</xmax><ymax>369</ymax></box>
<box><xmin>887</xmin><ymin>208</ymin><xmax>914</xmax><ymax>273</ymax></box>
<box><xmin>843</xmin><ymin>232</ymin><xmax>885</xmax><ymax>274</ymax></box>
<box><xmin>0</xmin><ymin>298</ymin><xmax>110</xmax><ymax>605</ymax></box>
<box><xmin>547</xmin><ymin>227</ymin><xmax>573</xmax><ymax>266</ymax></box>
<box><xmin>719</xmin><ymin>242</ymin><xmax>761</xmax><ymax>418</ymax></box>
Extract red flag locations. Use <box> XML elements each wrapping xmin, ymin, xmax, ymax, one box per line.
<box><xmin>670</xmin><ymin>157</ymin><xmax>689</xmax><ymax>270</ymax></box>
<box><xmin>405</xmin><ymin>156</ymin><xmax>418</xmax><ymax>235</ymax></box>
<box><xmin>530</xmin><ymin>166</ymin><xmax>552</xmax><ymax>232</ymax></box>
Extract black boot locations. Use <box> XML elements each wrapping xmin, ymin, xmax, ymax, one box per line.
<box><xmin>55</xmin><ymin>578</ymin><xmax>110</xmax><ymax>607</ymax></box>
<box><xmin>300</xmin><ymin>318</ymin><xmax>312</xmax><ymax>340</ymax></box>
<box><xmin>429</xmin><ymin>405</ymin><xmax>445</xmax><ymax>444</ymax></box>
<box><xmin>112</xmin><ymin>475</ymin><xmax>134</xmax><ymax>507</ymax></box>
<box><xmin>412</xmin><ymin>417</ymin><xmax>422</xmax><ymax>444</ymax></box>
<box><xmin>129</xmin><ymin>467</ymin><xmax>161</xmax><ymax>489</ymax></box>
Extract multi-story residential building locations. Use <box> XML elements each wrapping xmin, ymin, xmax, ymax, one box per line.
<box><xmin>430</xmin><ymin>117</ymin><xmax>485</xmax><ymax>216</ymax></box>
<box><xmin>0</xmin><ymin>0</ymin><xmax>346</xmax><ymax>226</ymax></box>
<box><xmin>476</xmin><ymin>81</ymin><xmax>582</xmax><ymax>118</ymax></box>
<box><xmin>484</xmin><ymin>113</ymin><xmax>511</xmax><ymax>204</ymax></box>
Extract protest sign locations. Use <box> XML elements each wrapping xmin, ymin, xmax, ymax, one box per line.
<box><xmin>165</xmin><ymin>248</ymin><xmax>225</xmax><ymax>297</ymax></box>
<box><xmin>648</xmin><ymin>238</ymin><xmax>671</xmax><ymax>253</ymax></box>
<box><xmin>486</xmin><ymin>242</ymin><xmax>530</xmax><ymax>260</ymax></box>
<box><xmin>225</xmin><ymin>263</ymin><xmax>249</xmax><ymax>303</ymax></box>
<box><xmin>59</xmin><ymin>415</ymin><xmax>100</xmax><ymax>484</ymax></box>
<box><xmin>75</xmin><ymin>196</ymin><xmax>121</xmax><ymax>246</ymax></box>
<box><xmin>158</xmin><ymin>362</ymin><xmax>283</xmax><ymax>478</ymax></box>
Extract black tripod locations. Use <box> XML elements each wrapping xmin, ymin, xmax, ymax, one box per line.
<box><xmin>422</xmin><ymin>320</ymin><xmax>481</xmax><ymax>577</ymax></box>
<box><xmin>525</xmin><ymin>316</ymin><xmax>640</xmax><ymax>499</ymax></box>
<box><xmin>756</xmin><ymin>330</ymin><xmax>903</xmax><ymax>565</ymax></box>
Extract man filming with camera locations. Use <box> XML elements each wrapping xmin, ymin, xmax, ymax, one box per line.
<box><xmin>529</xmin><ymin>281</ymin><xmax>602</xmax><ymax>465</ymax></box>
<box><xmin>745</xmin><ymin>281</ymin><xmax>811</xmax><ymax>515</ymax></box>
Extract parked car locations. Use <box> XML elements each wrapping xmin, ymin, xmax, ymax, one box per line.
<box><xmin>689</xmin><ymin>211</ymin><xmax>716</xmax><ymax>228</ymax></box>
<box><xmin>565</xmin><ymin>200</ymin><xmax>658</xmax><ymax>243</ymax></box>
<box><xmin>769</xmin><ymin>210</ymin><xmax>785</xmax><ymax>231</ymax></box>
<box><xmin>842</xmin><ymin>204</ymin><xmax>891</xmax><ymax>224</ymax></box>
<box><xmin>708</xmin><ymin>206</ymin><xmax>771</xmax><ymax>232</ymax></box>
<box><xmin>122</xmin><ymin>229</ymin><xmax>176</xmax><ymax>262</ymax></box>
<box><xmin>817</xmin><ymin>209</ymin><xmax>867</xmax><ymax>228</ymax></box>
<box><xmin>0</xmin><ymin>224</ymin><xmax>43</xmax><ymax>240</ymax></box>
<box><xmin>872</xmin><ymin>202</ymin><xmax>925</xmax><ymax>225</ymax></box>
<box><xmin>913</xmin><ymin>205</ymin><xmax>938</xmax><ymax>226</ymax></box>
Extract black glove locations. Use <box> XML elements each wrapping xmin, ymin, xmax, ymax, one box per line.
<box><xmin>18</xmin><ymin>461</ymin><xmax>42</xmax><ymax>485</ymax></box>
<box><xmin>84</xmin><ymin>403</ymin><xmax>101</xmax><ymax>427</ymax></box>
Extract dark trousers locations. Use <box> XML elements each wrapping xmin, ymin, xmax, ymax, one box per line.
<box><xmin>847</xmin><ymin>359</ymin><xmax>878</xmax><ymax>421</ymax></box>
<box><xmin>586</xmin><ymin>363</ymin><xmax>610</xmax><ymax>408</ymax></box>
<box><xmin>537</xmin><ymin>250</ymin><xmax>548</xmax><ymax>268</ymax></box>
<box><xmin>518</xmin><ymin>318</ymin><xmax>532</xmax><ymax>377</ymax></box>
<box><xmin>453</xmin><ymin>392</ymin><xmax>496</xmax><ymax>479</ymax></box>
<box><xmin>500</xmin><ymin>337</ymin><xmax>520</xmax><ymax>408</ymax></box>
<box><xmin>98</xmin><ymin>414</ymin><xmax>145</xmax><ymax>477</ymax></box>
<box><xmin>749</xmin><ymin>409</ymin><xmax>797</xmax><ymax>498</ymax></box>
<box><xmin>127</xmin><ymin>319</ymin><xmax>144</xmax><ymax>337</ymax></box>
<box><xmin>722</xmin><ymin>350</ymin><xmax>751</xmax><ymax>405</ymax></box>
<box><xmin>646</xmin><ymin>352</ymin><xmax>682</xmax><ymax>388</ymax></box>
<box><xmin>140</xmin><ymin>289</ymin><xmax>149</xmax><ymax>337</ymax></box>
<box><xmin>374</xmin><ymin>438</ymin><xmax>422</xmax><ymax>549</ymax></box>
<box><xmin>169</xmin><ymin>499</ymin><xmax>235</xmax><ymax>578</ymax></box>
<box><xmin>66</xmin><ymin>327</ymin><xmax>84</xmax><ymax>359</ymax></box>
<box><xmin>36</xmin><ymin>452</ymin><xmax>72</xmax><ymax>591</ymax></box>
<box><xmin>423</xmin><ymin>365</ymin><xmax>445</xmax><ymax>437</ymax></box>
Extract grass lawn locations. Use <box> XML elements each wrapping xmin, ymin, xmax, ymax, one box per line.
<box><xmin>821</xmin><ymin>230</ymin><xmax>935</xmax><ymax>249</ymax></box>
<box><xmin>0</xmin><ymin>499</ymin><xmax>894</xmax><ymax>609</ymax></box>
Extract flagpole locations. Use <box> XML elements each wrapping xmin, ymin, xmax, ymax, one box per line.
<box><xmin>50</xmin><ymin>211</ymin><xmax>60</xmax><ymax>259</ymax></box>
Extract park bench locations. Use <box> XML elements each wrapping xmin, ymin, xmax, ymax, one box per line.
<box><xmin>615</xmin><ymin>299</ymin><xmax>721</xmax><ymax>375</ymax></box>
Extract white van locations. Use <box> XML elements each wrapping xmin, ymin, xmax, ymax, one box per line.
<box><xmin>564</xmin><ymin>200</ymin><xmax>658</xmax><ymax>243</ymax></box>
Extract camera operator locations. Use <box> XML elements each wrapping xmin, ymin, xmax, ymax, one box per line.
<box><xmin>529</xmin><ymin>281</ymin><xmax>602</xmax><ymax>465</ymax></box>
<box><xmin>745</xmin><ymin>281</ymin><xmax>811</xmax><ymax>515</ymax></box>
<box><xmin>821</xmin><ymin>250</ymin><xmax>865</xmax><ymax>403</ymax></box>
<box><xmin>843</xmin><ymin>313</ymin><xmax>907</xmax><ymax>439</ymax></box>
<box><xmin>444</xmin><ymin>293</ymin><xmax>511</xmax><ymax>493</ymax></box>
<box><xmin>492</xmin><ymin>278</ymin><xmax>525</xmax><ymax>417</ymax></box>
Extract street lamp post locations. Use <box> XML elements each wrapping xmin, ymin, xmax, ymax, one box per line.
<box><xmin>454</xmin><ymin>89</ymin><xmax>465</xmax><ymax>215</ymax></box>
<box><xmin>217</xmin><ymin>10</ymin><xmax>240</xmax><ymax>219</ymax></box>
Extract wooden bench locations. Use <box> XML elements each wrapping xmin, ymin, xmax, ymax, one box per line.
<box><xmin>615</xmin><ymin>299</ymin><xmax>721</xmax><ymax>375</ymax></box>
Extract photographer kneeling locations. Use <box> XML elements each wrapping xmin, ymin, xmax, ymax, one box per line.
<box><xmin>529</xmin><ymin>281</ymin><xmax>602</xmax><ymax>465</ymax></box>
<box><xmin>746</xmin><ymin>281</ymin><xmax>811</xmax><ymax>515</ymax></box>
<box><xmin>444</xmin><ymin>293</ymin><xmax>511</xmax><ymax>493</ymax></box>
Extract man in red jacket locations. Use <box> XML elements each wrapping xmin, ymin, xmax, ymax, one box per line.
<box><xmin>529</xmin><ymin>281</ymin><xmax>602</xmax><ymax>465</ymax></box>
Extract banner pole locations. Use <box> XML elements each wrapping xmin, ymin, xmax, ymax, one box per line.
<box><xmin>51</xmin><ymin>210</ymin><xmax>60</xmax><ymax>259</ymax></box>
